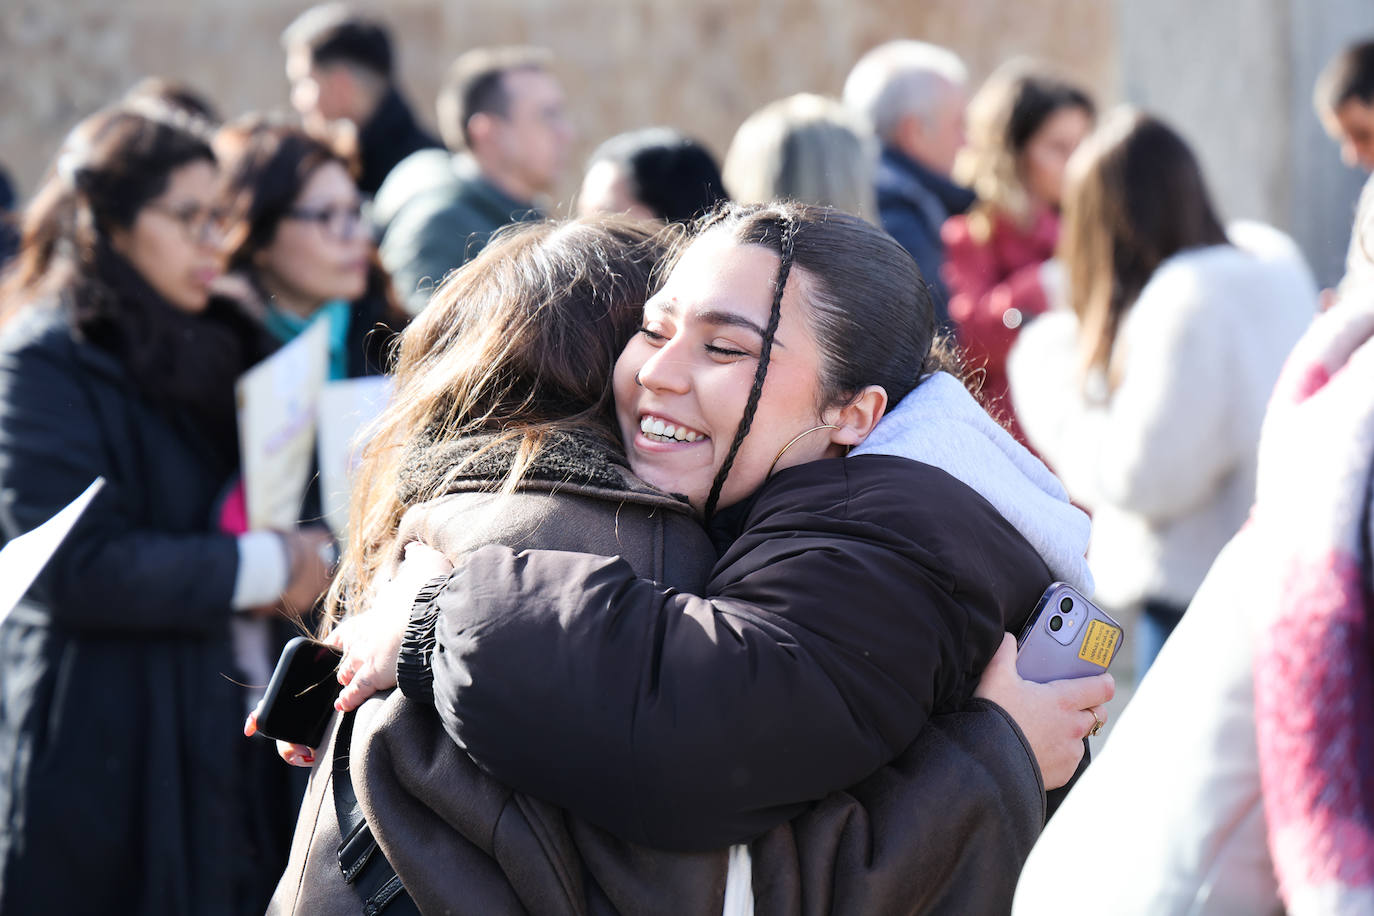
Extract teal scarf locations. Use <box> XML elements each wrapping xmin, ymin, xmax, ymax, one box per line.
<box><xmin>262</xmin><ymin>299</ymin><xmax>352</xmax><ymax>380</ymax></box>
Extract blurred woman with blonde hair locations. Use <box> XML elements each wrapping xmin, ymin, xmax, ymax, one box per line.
<box><xmin>943</xmin><ymin>60</ymin><xmax>1093</xmax><ymax>442</ymax></box>
<box><xmin>722</xmin><ymin>93</ymin><xmax>877</xmax><ymax>218</ymax></box>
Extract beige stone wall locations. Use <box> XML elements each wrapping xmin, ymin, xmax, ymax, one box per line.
<box><xmin>1</xmin><ymin>0</ymin><xmax>1116</xmax><ymax>207</ymax></box>
<box><xmin>1114</xmin><ymin>0</ymin><xmax>1374</xmax><ymax>286</ymax></box>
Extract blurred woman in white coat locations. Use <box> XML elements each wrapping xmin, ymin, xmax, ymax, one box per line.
<box><xmin>1008</xmin><ymin>111</ymin><xmax>1327</xmax><ymax>916</ymax></box>
<box><xmin>1008</xmin><ymin>110</ymin><xmax>1316</xmax><ymax>676</ymax></box>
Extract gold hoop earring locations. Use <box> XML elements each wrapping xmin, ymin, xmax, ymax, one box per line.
<box><xmin>768</xmin><ymin>425</ymin><xmax>840</xmax><ymax>477</ymax></box>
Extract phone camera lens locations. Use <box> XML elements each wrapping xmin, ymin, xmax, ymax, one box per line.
<box><xmin>1049</xmin><ymin>615</ymin><xmax>1063</xmax><ymax>632</ymax></box>
<box><xmin>1059</xmin><ymin>597</ymin><xmax>1074</xmax><ymax>614</ymax></box>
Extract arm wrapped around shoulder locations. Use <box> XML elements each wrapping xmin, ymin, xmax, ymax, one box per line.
<box><xmin>419</xmin><ymin>538</ymin><xmax>959</xmax><ymax>851</ymax></box>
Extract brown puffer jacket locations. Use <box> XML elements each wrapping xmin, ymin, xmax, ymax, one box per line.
<box><xmin>269</xmin><ymin>438</ymin><xmax>1045</xmax><ymax>915</ymax></box>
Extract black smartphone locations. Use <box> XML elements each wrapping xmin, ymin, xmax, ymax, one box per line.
<box><xmin>255</xmin><ymin>636</ymin><xmax>343</xmax><ymax>747</ymax></box>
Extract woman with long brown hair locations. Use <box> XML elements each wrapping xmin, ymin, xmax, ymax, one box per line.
<box><xmin>265</xmin><ymin>216</ymin><xmax>720</xmax><ymax>910</ymax></box>
<box><xmin>1007</xmin><ymin>110</ymin><xmax>1316</xmax><ymax>675</ymax></box>
<box><xmin>942</xmin><ymin>60</ymin><xmax>1094</xmax><ymax>443</ymax></box>
<box><xmin>0</xmin><ymin>102</ymin><xmax>323</xmax><ymax>915</ymax></box>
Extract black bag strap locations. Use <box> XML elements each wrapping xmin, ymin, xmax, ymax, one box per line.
<box><xmin>333</xmin><ymin>710</ymin><xmax>421</xmax><ymax>915</ymax></box>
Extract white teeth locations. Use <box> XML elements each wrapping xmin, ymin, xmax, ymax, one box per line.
<box><xmin>639</xmin><ymin>415</ymin><xmax>704</xmax><ymax>443</ymax></box>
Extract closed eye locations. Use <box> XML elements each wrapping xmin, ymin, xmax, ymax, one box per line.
<box><xmin>706</xmin><ymin>343</ymin><xmax>750</xmax><ymax>358</ymax></box>
<box><xmin>637</xmin><ymin>327</ymin><xmax>668</xmax><ymax>343</ymax></box>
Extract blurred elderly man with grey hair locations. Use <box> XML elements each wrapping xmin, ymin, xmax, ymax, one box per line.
<box><xmin>844</xmin><ymin>40</ymin><xmax>974</xmax><ymax>326</ymax></box>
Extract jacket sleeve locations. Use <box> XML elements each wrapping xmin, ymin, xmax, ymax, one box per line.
<box><xmin>754</xmin><ymin>697</ymin><xmax>1045</xmax><ymax>914</ymax></box>
<box><xmin>405</xmin><ymin>515</ymin><xmax>995</xmax><ymax>852</ymax></box>
<box><xmin>943</xmin><ymin>223</ymin><xmax>1049</xmax><ymax>379</ymax></box>
<box><xmin>1008</xmin><ymin>271</ymin><xmax>1239</xmax><ymax>523</ymax></box>
<box><xmin>0</xmin><ymin>335</ymin><xmax>238</xmax><ymax>634</ymax></box>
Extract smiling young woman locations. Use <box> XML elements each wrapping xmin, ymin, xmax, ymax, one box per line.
<box><xmin>315</xmin><ymin>202</ymin><xmax>1111</xmax><ymax>914</ymax></box>
<box><xmin>615</xmin><ymin>229</ymin><xmax>872</xmax><ymax>513</ymax></box>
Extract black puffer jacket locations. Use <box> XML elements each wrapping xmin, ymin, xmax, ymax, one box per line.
<box><xmin>397</xmin><ymin>454</ymin><xmax>1053</xmax><ymax>912</ymax></box>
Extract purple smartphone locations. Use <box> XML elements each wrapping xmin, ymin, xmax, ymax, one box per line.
<box><xmin>1015</xmin><ymin>582</ymin><xmax>1124</xmax><ymax>683</ymax></box>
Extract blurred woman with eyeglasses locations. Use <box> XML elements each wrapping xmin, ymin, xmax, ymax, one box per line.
<box><xmin>208</xmin><ymin>119</ymin><xmax>405</xmax><ymax>862</ymax></box>
<box><xmin>0</xmin><ymin>101</ymin><xmax>321</xmax><ymax>914</ymax></box>
<box><xmin>214</xmin><ymin>115</ymin><xmax>404</xmax><ymax>380</ymax></box>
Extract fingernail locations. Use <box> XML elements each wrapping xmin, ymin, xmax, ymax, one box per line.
<box><xmin>243</xmin><ymin>715</ymin><xmax>257</xmax><ymax>737</ymax></box>
<box><xmin>302</xmin><ymin>753</ymin><xmax>314</xmax><ymax>764</ymax></box>
<box><xmin>334</xmin><ymin>700</ymin><xmax>344</xmax><ymax>712</ymax></box>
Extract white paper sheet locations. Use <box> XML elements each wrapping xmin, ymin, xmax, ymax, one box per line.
<box><xmin>317</xmin><ymin>376</ymin><xmax>393</xmax><ymax>541</ymax></box>
<box><xmin>0</xmin><ymin>477</ymin><xmax>105</xmax><ymax>627</ymax></box>
<box><xmin>236</xmin><ymin>320</ymin><xmax>330</xmax><ymax>530</ymax></box>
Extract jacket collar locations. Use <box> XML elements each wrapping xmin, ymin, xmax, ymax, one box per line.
<box><xmin>13</xmin><ymin>300</ymin><xmax>241</xmax><ymax>472</ymax></box>
<box><xmin>450</xmin><ymin>154</ymin><xmax>541</xmax><ymax>225</ymax></box>
<box><xmin>705</xmin><ymin>490</ymin><xmax>761</xmax><ymax>555</ymax></box>
<box><xmin>877</xmin><ymin>146</ymin><xmax>976</xmax><ymax>219</ymax></box>
<box><xmin>397</xmin><ymin>427</ymin><xmax>693</xmax><ymax>517</ymax></box>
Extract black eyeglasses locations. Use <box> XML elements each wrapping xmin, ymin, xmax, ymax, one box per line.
<box><xmin>284</xmin><ymin>201</ymin><xmax>366</xmax><ymax>239</ymax></box>
<box><xmin>145</xmin><ymin>202</ymin><xmax>226</xmax><ymax>246</ymax></box>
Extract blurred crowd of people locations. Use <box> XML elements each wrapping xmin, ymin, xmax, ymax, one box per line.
<box><xmin>1</xmin><ymin>3</ymin><xmax>1373</xmax><ymax>914</ymax></box>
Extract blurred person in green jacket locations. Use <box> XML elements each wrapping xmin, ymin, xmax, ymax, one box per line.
<box><xmin>375</xmin><ymin>46</ymin><xmax>573</xmax><ymax>314</ymax></box>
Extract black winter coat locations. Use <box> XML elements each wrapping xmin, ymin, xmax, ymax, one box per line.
<box><xmin>413</xmin><ymin>455</ymin><xmax>1052</xmax><ymax>851</ymax></box>
<box><xmin>0</xmin><ymin>305</ymin><xmax>280</xmax><ymax>915</ymax></box>
<box><xmin>355</xmin><ymin>89</ymin><xmax>441</xmax><ymax>197</ymax></box>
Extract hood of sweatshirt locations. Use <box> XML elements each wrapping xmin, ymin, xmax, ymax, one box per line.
<box><xmin>853</xmin><ymin>371</ymin><xmax>1094</xmax><ymax>594</ymax></box>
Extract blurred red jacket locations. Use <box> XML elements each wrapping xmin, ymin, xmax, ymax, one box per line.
<box><xmin>942</xmin><ymin>208</ymin><xmax>1056</xmax><ymax>447</ymax></box>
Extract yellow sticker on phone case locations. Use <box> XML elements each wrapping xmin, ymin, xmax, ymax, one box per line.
<box><xmin>1077</xmin><ymin>619</ymin><xmax>1121</xmax><ymax>668</ymax></box>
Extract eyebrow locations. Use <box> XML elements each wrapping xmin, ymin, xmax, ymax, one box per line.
<box><xmin>295</xmin><ymin>201</ymin><xmax>362</xmax><ymax>213</ymax></box>
<box><xmin>653</xmin><ymin>299</ymin><xmax>783</xmax><ymax>347</ymax></box>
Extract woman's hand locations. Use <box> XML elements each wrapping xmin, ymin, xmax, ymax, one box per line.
<box><xmin>243</xmin><ymin>541</ymin><xmax>451</xmax><ymax>767</ymax></box>
<box><xmin>975</xmin><ymin>633</ymin><xmax>1115</xmax><ymax>790</ymax></box>
<box><xmin>273</xmin><ymin>526</ymin><xmax>338</xmax><ymax>619</ymax></box>
<box><xmin>242</xmin><ymin>707</ymin><xmax>317</xmax><ymax>768</ymax></box>
<box><xmin>331</xmin><ymin>541</ymin><xmax>453</xmax><ymax>713</ymax></box>
<box><xmin>273</xmin><ymin>738</ymin><xmax>317</xmax><ymax>768</ymax></box>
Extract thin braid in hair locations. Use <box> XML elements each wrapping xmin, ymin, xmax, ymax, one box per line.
<box><xmin>703</xmin><ymin>216</ymin><xmax>795</xmax><ymax>520</ymax></box>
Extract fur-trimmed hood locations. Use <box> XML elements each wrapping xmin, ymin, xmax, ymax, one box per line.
<box><xmin>396</xmin><ymin>427</ymin><xmax>692</xmax><ymax>517</ymax></box>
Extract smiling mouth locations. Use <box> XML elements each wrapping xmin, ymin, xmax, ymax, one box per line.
<box><xmin>639</xmin><ymin>414</ymin><xmax>707</xmax><ymax>443</ymax></box>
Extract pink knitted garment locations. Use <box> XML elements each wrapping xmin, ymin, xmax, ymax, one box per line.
<box><xmin>1253</xmin><ymin>299</ymin><xmax>1374</xmax><ymax>910</ymax></box>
